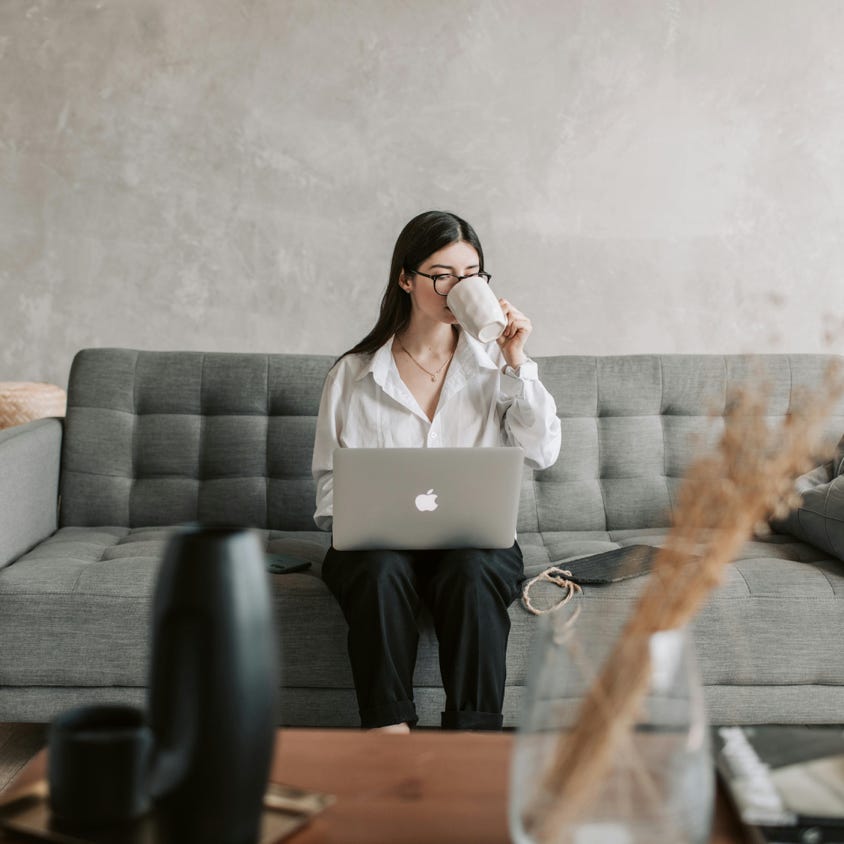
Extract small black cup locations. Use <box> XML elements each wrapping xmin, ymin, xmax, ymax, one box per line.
<box><xmin>48</xmin><ymin>704</ymin><xmax>153</xmax><ymax>827</ymax></box>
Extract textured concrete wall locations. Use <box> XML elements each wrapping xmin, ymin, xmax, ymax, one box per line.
<box><xmin>2</xmin><ymin>0</ymin><xmax>843</xmax><ymax>386</ymax></box>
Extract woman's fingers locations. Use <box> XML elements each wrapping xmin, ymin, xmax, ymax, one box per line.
<box><xmin>498</xmin><ymin>299</ymin><xmax>532</xmax><ymax>340</ymax></box>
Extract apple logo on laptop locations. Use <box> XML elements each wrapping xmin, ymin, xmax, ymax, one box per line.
<box><xmin>415</xmin><ymin>489</ymin><xmax>438</xmax><ymax>512</ymax></box>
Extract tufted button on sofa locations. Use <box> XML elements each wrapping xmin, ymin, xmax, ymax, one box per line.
<box><xmin>0</xmin><ymin>348</ymin><xmax>842</xmax><ymax>726</ymax></box>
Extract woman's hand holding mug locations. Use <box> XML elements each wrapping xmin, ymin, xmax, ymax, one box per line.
<box><xmin>445</xmin><ymin>277</ymin><xmax>532</xmax><ymax>370</ymax></box>
<box><xmin>497</xmin><ymin>298</ymin><xmax>531</xmax><ymax>370</ymax></box>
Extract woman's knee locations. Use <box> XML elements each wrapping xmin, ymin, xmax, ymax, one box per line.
<box><xmin>323</xmin><ymin>547</ymin><xmax>416</xmax><ymax>599</ymax></box>
<box><xmin>432</xmin><ymin>547</ymin><xmax>523</xmax><ymax>600</ymax></box>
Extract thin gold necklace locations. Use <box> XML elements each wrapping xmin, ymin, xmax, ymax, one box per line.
<box><xmin>395</xmin><ymin>337</ymin><xmax>455</xmax><ymax>382</ymax></box>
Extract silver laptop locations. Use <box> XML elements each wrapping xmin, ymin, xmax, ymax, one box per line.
<box><xmin>331</xmin><ymin>447</ymin><xmax>524</xmax><ymax>551</ymax></box>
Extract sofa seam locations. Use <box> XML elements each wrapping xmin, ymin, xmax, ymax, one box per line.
<box><xmin>816</xmin><ymin>565</ymin><xmax>836</xmax><ymax>594</ymax></box>
<box><xmin>265</xmin><ymin>355</ymin><xmax>270</xmax><ymax>530</ymax></box>
<box><xmin>198</xmin><ymin>352</ymin><xmax>207</xmax><ymax>522</ymax></box>
<box><xmin>595</xmin><ymin>357</ymin><xmax>606</xmax><ymax>531</ymax></box>
<box><xmin>732</xmin><ymin>563</ymin><xmax>753</xmax><ymax>597</ymax></box>
<box><xmin>659</xmin><ymin>356</ymin><xmax>672</xmax><ymax>515</ymax></box>
<box><xmin>787</xmin><ymin>354</ymin><xmax>793</xmax><ymax>416</ymax></box>
<box><xmin>129</xmin><ymin>351</ymin><xmax>140</xmax><ymax>528</ymax></box>
<box><xmin>59</xmin><ymin>468</ymin><xmax>310</xmax><ymax>481</ymax></box>
<box><xmin>61</xmin><ymin>406</ymin><xmax>297</xmax><ymax>417</ymax></box>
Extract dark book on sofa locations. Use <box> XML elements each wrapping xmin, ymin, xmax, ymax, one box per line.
<box><xmin>714</xmin><ymin>725</ymin><xmax>844</xmax><ymax>843</ymax></box>
<box><xmin>562</xmin><ymin>544</ymin><xmax>660</xmax><ymax>584</ymax></box>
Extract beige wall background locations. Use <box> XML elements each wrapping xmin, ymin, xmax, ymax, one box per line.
<box><xmin>2</xmin><ymin>0</ymin><xmax>843</xmax><ymax>387</ymax></box>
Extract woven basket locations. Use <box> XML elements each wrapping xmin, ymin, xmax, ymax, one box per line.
<box><xmin>0</xmin><ymin>381</ymin><xmax>67</xmax><ymax>430</ymax></box>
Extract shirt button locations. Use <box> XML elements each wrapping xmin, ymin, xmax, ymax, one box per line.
<box><xmin>430</xmin><ymin>432</ymin><xmax>438</xmax><ymax>440</ymax></box>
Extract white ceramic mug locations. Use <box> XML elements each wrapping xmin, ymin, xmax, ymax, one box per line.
<box><xmin>446</xmin><ymin>276</ymin><xmax>507</xmax><ymax>343</ymax></box>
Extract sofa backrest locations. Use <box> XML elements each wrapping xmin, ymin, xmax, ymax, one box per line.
<box><xmin>60</xmin><ymin>349</ymin><xmax>844</xmax><ymax>532</ymax></box>
<box><xmin>60</xmin><ymin>349</ymin><xmax>334</xmax><ymax>530</ymax></box>
<box><xmin>526</xmin><ymin>354</ymin><xmax>843</xmax><ymax>534</ymax></box>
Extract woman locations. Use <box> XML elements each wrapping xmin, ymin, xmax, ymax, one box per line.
<box><xmin>312</xmin><ymin>210</ymin><xmax>561</xmax><ymax>732</ymax></box>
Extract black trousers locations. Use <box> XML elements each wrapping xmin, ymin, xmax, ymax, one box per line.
<box><xmin>321</xmin><ymin>542</ymin><xmax>523</xmax><ymax>730</ymax></box>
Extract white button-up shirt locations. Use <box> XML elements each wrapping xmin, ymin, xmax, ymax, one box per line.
<box><xmin>312</xmin><ymin>331</ymin><xmax>562</xmax><ymax>531</ymax></box>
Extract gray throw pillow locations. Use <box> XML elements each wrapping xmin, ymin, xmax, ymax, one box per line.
<box><xmin>771</xmin><ymin>434</ymin><xmax>844</xmax><ymax>562</ymax></box>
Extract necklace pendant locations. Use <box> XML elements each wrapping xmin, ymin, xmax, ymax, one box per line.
<box><xmin>431</xmin><ymin>375</ymin><xmax>437</xmax><ymax>382</ymax></box>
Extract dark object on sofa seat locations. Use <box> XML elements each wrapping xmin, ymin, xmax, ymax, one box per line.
<box><xmin>148</xmin><ymin>526</ymin><xmax>278</xmax><ymax>844</ymax></box>
<box><xmin>771</xmin><ymin>434</ymin><xmax>844</xmax><ymax>564</ymax></box>
<box><xmin>265</xmin><ymin>553</ymin><xmax>312</xmax><ymax>575</ymax></box>
<box><xmin>563</xmin><ymin>544</ymin><xmax>661</xmax><ymax>585</ymax></box>
<box><xmin>772</xmin><ymin>473</ymin><xmax>844</xmax><ymax>564</ymax></box>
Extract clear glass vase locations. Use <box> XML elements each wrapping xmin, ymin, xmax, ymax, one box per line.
<box><xmin>509</xmin><ymin>605</ymin><xmax>713</xmax><ymax>844</ymax></box>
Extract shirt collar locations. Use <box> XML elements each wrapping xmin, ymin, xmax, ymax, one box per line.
<box><xmin>453</xmin><ymin>329</ymin><xmax>501</xmax><ymax>376</ymax></box>
<box><xmin>354</xmin><ymin>329</ymin><xmax>501</xmax><ymax>389</ymax></box>
<box><xmin>355</xmin><ymin>338</ymin><xmax>395</xmax><ymax>386</ymax></box>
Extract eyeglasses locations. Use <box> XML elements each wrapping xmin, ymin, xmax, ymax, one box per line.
<box><xmin>408</xmin><ymin>270</ymin><xmax>492</xmax><ymax>296</ymax></box>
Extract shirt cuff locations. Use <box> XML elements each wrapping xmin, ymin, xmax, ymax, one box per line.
<box><xmin>502</xmin><ymin>359</ymin><xmax>538</xmax><ymax>382</ymax></box>
<box><xmin>500</xmin><ymin>359</ymin><xmax>538</xmax><ymax>400</ymax></box>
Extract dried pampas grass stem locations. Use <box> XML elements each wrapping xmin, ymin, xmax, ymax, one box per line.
<box><xmin>525</xmin><ymin>363</ymin><xmax>843</xmax><ymax>841</ymax></box>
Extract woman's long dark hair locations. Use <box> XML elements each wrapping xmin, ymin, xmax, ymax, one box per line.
<box><xmin>338</xmin><ymin>211</ymin><xmax>484</xmax><ymax>361</ymax></box>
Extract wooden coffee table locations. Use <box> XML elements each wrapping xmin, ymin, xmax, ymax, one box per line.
<box><xmin>1</xmin><ymin>728</ymin><xmax>747</xmax><ymax>843</ymax></box>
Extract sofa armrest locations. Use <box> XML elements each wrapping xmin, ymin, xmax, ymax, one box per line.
<box><xmin>0</xmin><ymin>418</ymin><xmax>62</xmax><ymax>569</ymax></box>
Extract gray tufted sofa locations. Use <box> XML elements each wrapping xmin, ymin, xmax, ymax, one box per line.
<box><xmin>1</xmin><ymin>348</ymin><xmax>842</xmax><ymax>727</ymax></box>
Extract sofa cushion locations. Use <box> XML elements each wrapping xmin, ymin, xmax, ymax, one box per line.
<box><xmin>0</xmin><ymin>527</ymin><xmax>337</xmax><ymax>689</ymax></box>
<box><xmin>2</xmin><ymin>527</ymin><xmax>842</xmax><ymax>699</ymax></box>
<box><xmin>512</xmin><ymin>530</ymin><xmax>844</xmax><ymax>692</ymax></box>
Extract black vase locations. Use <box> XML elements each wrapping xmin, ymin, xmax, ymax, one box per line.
<box><xmin>148</xmin><ymin>526</ymin><xmax>278</xmax><ymax>844</ymax></box>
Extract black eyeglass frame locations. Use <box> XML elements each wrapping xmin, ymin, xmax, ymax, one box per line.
<box><xmin>407</xmin><ymin>269</ymin><xmax>492</xmax><ymax>297</ymax></box>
